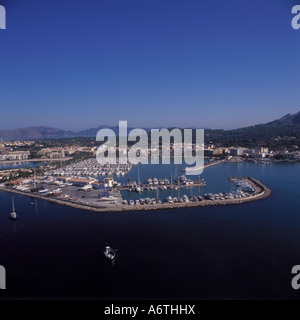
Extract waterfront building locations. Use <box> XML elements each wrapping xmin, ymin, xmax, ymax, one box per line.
<box><xmin>0</xmin><ymin>151</ymin><xmax>30</xmax><ymax>161</ymax></box>
<box><xmin>68</xmin><ymin>178</ymin><xmax>95</xmax><ymax>187</ymax></box>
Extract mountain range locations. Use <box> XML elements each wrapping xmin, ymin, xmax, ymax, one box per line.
<box><xmin>0</xmin><ymin>126</ymin><xmax>74</xmax><ymax>139</ymax></box>
<box><xmin>1</xmin><ymin>111</ymin><xmax>300</xmax><ymax>140</ymax></box>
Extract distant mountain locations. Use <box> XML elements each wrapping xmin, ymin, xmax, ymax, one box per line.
<box><xmin>203</xmin><ymin>110</ymin><xmax>300</xmax><ymax>148</ymax></box>
<box><xmin>1</xmin><ymin>111</ymin><xmax>300</xmax><ymax>140</ymax></box>
<box><xmin>0</xmin><ymin>124</ymin><xmax>152</xmax><ymax>139</ymax></box>
<box><xmin>0</xmin><ymin>126</ymin><xmax>74</xmax><ymax>139</ymax></box>
<box><xmin>266</xmin><ymin>111</ymin><xmax>300</xmax><ymax>126</ymax></box>
<box><xmin>77</xmin><ymin>125</ymin><xmax>151</xmax><ymax>137</ymax></box>
<box><xmin>76</xmin><ymin>125</ymin><xmax>112</xmax><ymax>137</ymax></box>
<box><xmin>78</xmin><ymin>125</ymin><xmax>122</xmax><ymax>137</ymax></box>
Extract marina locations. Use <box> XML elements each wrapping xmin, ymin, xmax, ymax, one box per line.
<box><xmin>49</xmin><ymin>158</ymin><xmax>133</xmax><ymax>178</ymax></box>
<box><xmin>0</xmin><ymin>157</ymin><xmax>273</xmax><ymax>213</ymax></box>
<box><xmin>0</xmin><ymin>176</ymin><xmax>271</xmax><ymax>213</ymax></box>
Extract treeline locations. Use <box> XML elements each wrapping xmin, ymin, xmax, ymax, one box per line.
<box><xmin>203</xmin><ymin>124</ymin><xmax>300</xmax><ymax>149</ymax></box>
<box><xmin>24</xmin><ymin>124</ymin><xmax>300</xmax><ymax>151</ymax></box>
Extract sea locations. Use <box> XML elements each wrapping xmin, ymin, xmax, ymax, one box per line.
<box><xmin>0</xmin><ymin>160</ymin><xmax>56</xmax><ymax>170</ymax></box>
<box><xmin>0</xmin><ymin>161</ymin><xmax>300</xmax><ymax>299</ymax></box>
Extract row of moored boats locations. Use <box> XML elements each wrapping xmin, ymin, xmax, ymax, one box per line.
<box><xmin>49</xmin><ymin>158</ymin><xmax>133</xmax><ymax>178</ymax></box>
<box><xmin>122</xmin><ymin>194</ymin><xmax>204</xmax><ymax>206</ymax></box>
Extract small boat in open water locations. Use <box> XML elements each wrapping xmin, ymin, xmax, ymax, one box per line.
<box><xmin>103</xmin><ymin>245</ymin><xmax>117</xmax><ymax>260</ymax></box>
<box><xmin>11</xmin><ymin>197</ymin><xmax>17</xmax><ymax>221</ymax></box>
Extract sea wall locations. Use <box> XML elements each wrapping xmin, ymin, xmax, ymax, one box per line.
<box><xmin>0</xmin><ymin>177</ymin><xmax>272</xmax><ymax>213</ymax></box>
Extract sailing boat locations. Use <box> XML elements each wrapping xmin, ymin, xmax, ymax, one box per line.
<box><xmin>11</xmin><ymin>197</ymin><xmax>17</xmax><ymax>220</ymax></box>
<box><xmin>103</xmin><ymin>244</ymin><xmax>117</xmax><ymax>260</ymax></box>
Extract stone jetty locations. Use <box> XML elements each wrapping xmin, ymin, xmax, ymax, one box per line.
<box><xmin>0</xmin><ymin>177</ymin><xmax>271</xmax><ymax>214</ymax></box>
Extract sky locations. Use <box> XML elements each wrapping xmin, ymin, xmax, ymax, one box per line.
<box><xmin>0</xmin><ymin>0</ymin><xmax>299</xmax><ymax>131</ymax></box>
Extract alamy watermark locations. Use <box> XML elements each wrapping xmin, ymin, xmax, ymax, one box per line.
<box><xmin>0</xmin><ymin>5</ymin><xmax>6</xmax><ymax>30</ymax></box>
<box><xmin>1</xmin><ymin>5</ymin><xmax>300</xmax><ymax>31</ymax></box>
<box><xmin>96</xmin><ymin>121</ymin><xmax>204</xmax><ymax>175</ymax></box>
<box><xmin>291</xmin><ymin>265</ymin><xmax>300</xmax><ymax>290</ymax></box>
<box><xmin>292</xmin><ymin>5</ymin><xmax>300</xmax><ymax>30</ymax></box>
<box><xmin>0</xmin><ymin>265</ymin><xmax>6</xmax><ymax>289</ymax></box>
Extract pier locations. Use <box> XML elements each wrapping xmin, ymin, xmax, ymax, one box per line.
<box><xmin>0</xmin><ymin>177</ymin><xmax>271</xmax><ymax>213</ymax></box>
<box><xmin>119</xmin><ymin>179</ymin><xmax>206</xmax><ymax>191</ymax></box>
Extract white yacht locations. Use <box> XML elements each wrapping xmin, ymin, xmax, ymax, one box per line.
<box><xmin>135</xmin><ymin>185</ymin><xmax>142</xmax><ymax>193</ymax></box>
<box><xmin>167</xmin><ymin>196</ymin><xmax>173</xmax><ymax>203</ymax></box>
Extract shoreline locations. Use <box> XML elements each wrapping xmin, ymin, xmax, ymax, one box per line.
<box><xmin>182</xmin><ymin>159</ymin><xmax>225</xmax><ymax>172</ymax></box>
<box><xmin>0</xmin><ymin>177</ymin><xmax>272</xmax><ymax>213</ymax></box>
<box><xmin>0</xmin><ymin>157</ymin><xmax>72</xmax><ymax>165</ymax></box>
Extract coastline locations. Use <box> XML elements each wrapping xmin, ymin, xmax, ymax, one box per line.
<box><xmin>0</xmin><ymin>157</ymin><xmax>72</xmax><ymax>165</ymax></box>
<box><xmin>182</xmin><ymin>159</ymin><xmax>225</xmax><ymax>172</ymax></box>
<box><xmin>0</xmin><ymin>177</ymin><xmax>272</xmax><ymax>213</ymax></box>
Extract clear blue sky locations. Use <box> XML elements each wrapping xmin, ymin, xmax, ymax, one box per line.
<box><xmin>0</xmin><ymin>0</ymin><xmax>299</xmax><ymax>131</ymax></box>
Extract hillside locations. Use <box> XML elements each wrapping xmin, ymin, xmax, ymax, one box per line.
<box><xmin>204</xmin><ymin>111</ymin><xmax>300</xmax><ymax>148</ymax></box>
<box><xmin>0</xmin><ymin>126</ymin><xmax>74</xmax><ymax>139</ymax></box>
<box><xmin>1</xmin><ymin>111</ymin><xmax>300</xmax><ymax>147</ymax></box>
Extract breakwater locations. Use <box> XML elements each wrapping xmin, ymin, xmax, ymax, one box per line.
<box><xmin>0</xmin><ymin>177</ymin><xmax>271</xmax><ymax>213</ymax></box>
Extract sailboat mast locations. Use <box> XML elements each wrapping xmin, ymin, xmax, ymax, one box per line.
<box><xmin>34</xmin><ymin>168</ymin><xmax>36</xmax><ymax>190</ymax></box>
<box><xmin>12</xmin><ymin>197</ymin><xmax>15</xmax><ymax>212</ymax></box>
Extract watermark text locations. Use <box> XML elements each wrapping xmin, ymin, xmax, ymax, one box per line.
<box><xmin>96</xmin><ymin>121</ymin><xmax>204</xmax><ymax>175</ymax></box>
<box><xmin>0</xmin><ymin>5</ymin><xmax>6</xmax><ymax>30</ymax></box>
<box><xmin>292</xmin><ymin>5</ymin><xmax>300</xmax><ymax>30</ymax></box>
<box><xmin>0</xmin><ymin>265</ymin><xmax>6</xmax><ymax>289</ymax></box>
<box><xmin>292</xmin><ymin>265</ymin><xmax>300</xmax><ymax>290</ymax></box>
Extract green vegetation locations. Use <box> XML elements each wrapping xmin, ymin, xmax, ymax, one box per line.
<box><xmin>203</xmin><ymin>124</ymin><xmax>300</xmax><ymax>149</ymax></box>
<box><xmin>28</xmin><ymin>124</ymin><xmax>300</xmax><ymax>152</ymax></box>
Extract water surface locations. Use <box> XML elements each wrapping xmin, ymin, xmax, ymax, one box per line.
<box><xmin>0</xmin><ymin>162</ymin><xmax>300</xmax><ymax>299</ymax></box>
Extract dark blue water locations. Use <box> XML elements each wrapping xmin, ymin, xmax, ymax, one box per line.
<box><xmin>0</xmin><ymin>161</ymin><xmax>47</xmax><ymax>170</ymax></box>
<box><xmin>0</xmin><ymin>162</ymin><xmax>300</xmax><ymax>299</ymax></box>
